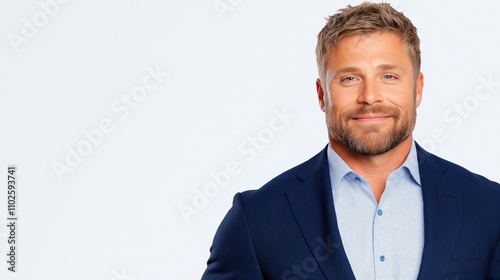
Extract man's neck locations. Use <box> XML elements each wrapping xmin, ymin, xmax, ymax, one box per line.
<box><xmin>330</xmin><ymin>136</ymin><xmax>414</xmax><ymax>202</ymax></box>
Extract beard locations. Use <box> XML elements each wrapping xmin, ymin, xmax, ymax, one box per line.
<box><xmin>326</xmin><ymin>102</ymin><xmax>416</xmax><ymax>156</ymax></box>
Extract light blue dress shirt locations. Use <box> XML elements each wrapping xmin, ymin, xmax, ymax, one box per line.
<box><xmin>327</xmin><ymin>141</ymin><xmax>424</xmax><ymax>279</ymax></box>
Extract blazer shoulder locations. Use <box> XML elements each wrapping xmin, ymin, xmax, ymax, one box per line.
<box><xmin>417</xmin><ymin>143</ymin><xmax>500</xmax><ymax>196</ymax></box>
<box><xmin>240</xmin><ymin>146</ymin><xmax>328</xmax><ymax>200</ymax></box>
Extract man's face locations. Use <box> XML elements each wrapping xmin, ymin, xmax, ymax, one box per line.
<box><xmin>317</xmin><ymin>32</ymin><xmax>423</xmax><ymax>156</ymax></box>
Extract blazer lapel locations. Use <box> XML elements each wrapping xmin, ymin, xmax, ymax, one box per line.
<box><xmin>416</xmin><ymin>145</ymin><xmax>464</xmax><ymax>279</ymax></box>
<box><xmin>285</xmin><ymin>147</ymin><xmax>355</xmax><ymax>280</ymax></box>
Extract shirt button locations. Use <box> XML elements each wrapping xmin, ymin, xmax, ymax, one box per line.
<box><xmin>377</xmin><ymin>209</ymin><xmax>383</xmax><ymax>216</ymax></box>
<box><xmin>355</xmin><ymin>177</ymin><xmax>361</xmax><ymax>182</ymax></box>
<box><xmin>380</xmin><ymin>255</ymin><xmax>385</xmax><ymax>262</ymax></box>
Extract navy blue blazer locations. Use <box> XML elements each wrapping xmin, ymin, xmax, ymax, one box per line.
<box><xmin>202</xmin><ymin>144</ymin><xmax>500</xmax><ymax>279</ymax></box>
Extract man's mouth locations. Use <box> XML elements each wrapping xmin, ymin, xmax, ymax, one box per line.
<box><xmin>352</xmin><ymin>114</ymin><xmax>392</xmax><ymax>122</ymax></box>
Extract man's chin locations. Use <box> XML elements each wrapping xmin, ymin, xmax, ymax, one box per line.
<box><xmin>352</xmin><ymin>145</ymin><xmax>392</xmax><ymax>156</ymax></box>
<box><xmin>349</xmin><ymin>122</ymin><xmax>392</xmax><ymax>134</ymax></box>
<box><xmin>350</xmin><ymin>132</ymin><xmax>413</xmax><ymax>155</ymax></box>
<box><xmin>343</xmin><ymin>133</ymin><xmax>401</xmax><ymax>155</ymax></box>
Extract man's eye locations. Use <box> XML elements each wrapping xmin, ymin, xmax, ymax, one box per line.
<box><xmin>383</xmin><ymin>75</ymin><xmax>396</xmax><ymax>80</ymax></box>
<box><xmin>343</xmin><ymin>76</ymin><xmax>356</xmax><ymax>82</ymax></box>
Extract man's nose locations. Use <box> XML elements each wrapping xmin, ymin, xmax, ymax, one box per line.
<box><xmin>357</xmin><ymin>79</ymin><xmax>383</xmax><ymax>105</ymax></box>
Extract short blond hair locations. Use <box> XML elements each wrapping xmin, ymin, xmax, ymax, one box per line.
<box><xmin>316</xmin><ymin>2</ymin><xmax>421</xmax><ymax>87</ymax></box>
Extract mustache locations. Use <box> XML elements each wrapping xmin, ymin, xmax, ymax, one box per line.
<box><xmin>345</xmin><ymin>105</ymin><xmax>400</xmax><ymax>119</ymax></box>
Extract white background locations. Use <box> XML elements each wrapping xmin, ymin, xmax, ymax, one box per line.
<box><xmin>1</xmin><ymin>0</ymin><xmax>499</xmax><ymax>279</ymax></box>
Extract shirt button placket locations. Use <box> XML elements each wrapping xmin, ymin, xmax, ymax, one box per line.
<box><xmin>374</xmin><ymin>200</ymin><xmax>391</xmax><ymax>279</ymax></box>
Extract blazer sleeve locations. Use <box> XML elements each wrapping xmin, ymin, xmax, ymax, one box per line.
<box><xmin>201</xmin><ymin>193</ymin><xmax>264</xmax><ymax>280</ymax></box>
<box><xmin>488</xmin><ymin>235</ymin><xmax>500</xmax><ymax>279</ymax></box>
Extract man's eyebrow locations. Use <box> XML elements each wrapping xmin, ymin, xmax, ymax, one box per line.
<box><xmin>333</xmin><ymin>67</ymin><xmax>360</xmax><ymax>76</ymax></box>
<box><xmin>377</xmin><ymin>64</ymin><xmax>406</xmax><ymax>72</ymax></box>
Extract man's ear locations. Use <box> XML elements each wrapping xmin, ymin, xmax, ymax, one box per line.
<box><xmin>415</xmin><ymin>72</ymin><xmax>424</xmax><ymax>108</ymax></box>
<box><xmin>316</xmin><ymin>79</ymin><xmax>326</xmax><ymax>112</ymax></box>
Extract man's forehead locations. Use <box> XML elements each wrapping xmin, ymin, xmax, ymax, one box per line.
<box><xmin>326</xmin><ymin>32</ymin><xmax>412</xmax><ymax>67</ymax></box>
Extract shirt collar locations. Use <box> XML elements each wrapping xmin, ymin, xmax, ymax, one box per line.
<box><xmin>327</xmin><ymin>141</ymin><xmax>421</xmax><ymax>190</ymax></box>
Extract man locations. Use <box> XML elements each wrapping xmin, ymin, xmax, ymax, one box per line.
<box><xmin>201</xmin><ymin>3</ymin><xmax>500</xmax><ymax>279</ymax></box>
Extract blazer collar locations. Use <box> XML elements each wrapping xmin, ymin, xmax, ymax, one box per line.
<box><xmin>416</xmin><ymin>143</ymin><xmax>464</xmax><ymax>279</ymax></box>
<box><xmin>285</xmin><ymin>146</ymin><xmax>356</xmax><ymax>280</ymax></box>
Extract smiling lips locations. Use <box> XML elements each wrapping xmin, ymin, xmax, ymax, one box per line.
<box><xmin>352</xmin><ymin>114</ymin><xmax>392</xmax><ymax>122</ymax></box>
